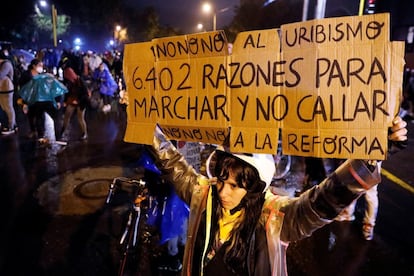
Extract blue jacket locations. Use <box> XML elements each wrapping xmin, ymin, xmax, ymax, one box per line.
<box><xmin>93</xmin><ymin>64</ymin><xmax>118</xmax><ymax>96</ymax></box>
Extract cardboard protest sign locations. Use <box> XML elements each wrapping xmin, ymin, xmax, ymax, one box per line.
<box><xmin>123</xmin><ymin>13</ymin><xmax>404</xmax><ymax>160</ymax></box>
<box><xmin>280</xmin><ymin>13</ymin><xmax>404</xmax><ymax>159</ymax></box>
<box><xmin>229</xmin><ymin>29</ymin><xmax>283</xmax><ymax>153</ymax></box>
<box><xmin>123</xmin><ymin>41</ymin><xmax>158</xmax><ymax>144</ymax></box>
<box><xmin>153</xmin><ymin>32</ymin><xmax>230</xmax><ymax>143</ymax></box>
<box><xmin>123</xmin><ymin>31</ymin><xmax>231</xmax><ymax>145</ymax></box>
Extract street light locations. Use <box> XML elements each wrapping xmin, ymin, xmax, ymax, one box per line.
<box><xmin>73</xmin><ymin>37</ymin><xmax>82</xmax><ymax>50</ymax></box>
<box><xmin>115</xmin><ymin>25</ymin><xmax>121</xmax><ymax>41</ymax></box>
<box><xmin>37</xmin><ymin>1</ymin><xmax>58</xmax><ymax>47</ymax></box>
<box><xmin>114</xmin><ymin>25</ymin><xmax>125</xmax><ymax>50</ymax></box>
<box><xmin>115</xmin><ymin>25</ymin><xmax>122</xmax><ymax>37</ymax></box>
<box><xmin>197</xmin><ymin>23</ymin><xmax>205</xmax><ymax>32</ymax></box>
<box><xmin>202</xmin><ymin>2</ymin><xmax>230</xmax><ymax>31</ymax></box>
<box><xmin>202</xmin><ymin>2</ymin><xmax>216</xmax><ymax>31</ymax></box>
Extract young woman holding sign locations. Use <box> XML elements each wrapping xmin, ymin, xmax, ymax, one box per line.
<box><xmin>148</xmin><ymin>116</ymin><xmax>407</xmax><ymax>276</ymax></box>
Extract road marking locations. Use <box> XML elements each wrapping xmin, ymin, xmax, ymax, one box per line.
<box><xmin>381</xmin><ymin>168</ymin><xmax>414</xmax><ymax>194</ymax></box>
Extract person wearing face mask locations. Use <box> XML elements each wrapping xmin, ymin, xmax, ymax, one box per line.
<box><xmin>17</xmin><ymin>58</ymin><xmax>45</xmax><ymax>139</ymax></box>
<box><xmin>147</xmin><ymin>116</ymin><xmax>407</xmax><ymax>276</ymax></box>
<box><xmin>0</xmin><ymin>47</ymin><xmax>18</xmax><ymax>135</ymax></box>
<box><xmin>18</xmin><ymin>58</ymin><xmax>68</xmax><ymax>145</ymax></box>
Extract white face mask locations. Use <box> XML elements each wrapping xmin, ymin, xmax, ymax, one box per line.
<box><xmin>36</xmin><ymin>66</ymin><xmax>44</xmax><ymax>73</ymax></box>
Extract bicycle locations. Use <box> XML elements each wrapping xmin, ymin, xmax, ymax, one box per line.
<box><xmin>105</xmin><ymin>176</ymin><xmax>149</xmax><ymax>276</ymax></box>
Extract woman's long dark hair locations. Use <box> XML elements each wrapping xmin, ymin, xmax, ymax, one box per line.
<box><xmin>213</xmin><ymin>154</ymin><xmax>266</xmax><ymax>274</ymax></box>
<box><xmin>28</xmin><ymin>58</ymin><xmax>41</xmax><ymax>70</ymax></box>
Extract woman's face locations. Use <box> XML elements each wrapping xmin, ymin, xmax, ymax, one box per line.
<box><xmin>216</xmin><ymin>171</ymin><xmax>247</xmax><ymax>211</ymax></box>
<box><xmin>34</xmin><ymin>62</ymin><xmax>44</xmax><ymax>74</ymax></box>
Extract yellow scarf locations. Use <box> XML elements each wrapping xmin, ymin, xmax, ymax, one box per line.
<box><xmin>218</xmin><ymin>208</ymin><xmax>242</xmax><ymax>242</ymax></box>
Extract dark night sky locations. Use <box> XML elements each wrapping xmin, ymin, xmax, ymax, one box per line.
<box><xmin>3</xmin><ymin>0</ymin><xmax>414</xmax><ymax>31</ymax></box>
<box><xmin>124</xmin><ymin>0</ymin><xmax>240</xmax><ymax>33</ymax></box>
<box><xmin>2</xmin><ymin>0</ymin><xmax>414</xmax><ymax>50</ymax></box>
<box><xmin>1</xmin><ymin>0</ymin><xmax>239</xmax><ymax>50</ymax></box>
<box><xmin>1</xmin><ymin>0</ymin><xmax>239</xmax><ymax>33</ymax></box>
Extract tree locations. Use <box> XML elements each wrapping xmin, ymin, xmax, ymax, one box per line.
<box><xmin>32</xmin><ymin>4</ymin><xmax>70</xmax><ymax>40</ymax></box>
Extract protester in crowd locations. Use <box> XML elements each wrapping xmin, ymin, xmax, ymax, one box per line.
<box><xmin>58</xmin><ymin>48</ymin><xmax>82</xmax><ymax>76</ymax></box>
<box><xmin>102</xmin><ymin>51</ymin><xmax>114</xmax><ymax>70</ymax></box>
<box><xmin>12</xmin><ymin>53</ymin><xmax>28</xmax><ymax>92</ymax></box>
<box><xmin>18</xmin><ymin>58</ymin><xmax>45</xmax><ymax>139</ymax></box>
<box><xmin>87</xmin><ymin>52</ymin><xmax>102</xmax><ymax>73</ymax></box>
<box><xmin>16</xmin><ymin>54</ymin><xmax>28</xmax><ymax>72</ymax></box>
<box><xmin>60</xmin><ymin>57</ymin><xmax>90</xmax><ymax>141</ymax></box>
<box><xmin>81</xmin><ymin>51</ymin><xmax>94</xmax><ymax>81</ymax></box>
<box><xmin>147</xmin><ymin>116</ymin><xmax>407</xmax><ymax>276</ymax></box>
<box><xmin>42</xmin><ymin>48</ymin><xmax>61</xmax><ymax>74</ymax></box>
<box><xmin>0</xmin><ymin>47</ymin><xmax>17</xmax><ymax>135</ymax></box>
<box><xmin>333</xmin><ymin>130</ymin><xmax>408</xmax><ymax>241</ymax></box>
<box><xmin>19</xmin><ymin>58</ymin><xmax>41</xmax><ymax>86</ymax></box>
<box><xmin>402</xmin><ymin>68</ymin><xmax>414</xmax><ymax>120</ymax></box>
<box><xmin>19</xmin><ymin>58</ymin><xmax>68</xmax><ymax>145</ymax></box>
<box><xmin>304</xmin><ymin>157</ymin><xmax>379</xmax><ymax>241</ymax></box>
<box><xmin>335</xmin><ymin>183</ymin><xmax>379</xmax><ymax>241</ymax></box>
<box><xmin>300</xmin><ymin>157</ymin><xmax>378</xmax><ymax>240</ymax></box>
<box><xmin>111</xmin><ymin>52</ymin><xmax>123</xmax><ymax>82</ymax></box>
<box><xmin>92</xmin><ymin>61</ymin><xmax>118</xmax><ymax>113</ymax></box>
<box><xmin>301</xmin><ymin>155</ymin><xmax>382</xmax><ymax>241</ymax></box>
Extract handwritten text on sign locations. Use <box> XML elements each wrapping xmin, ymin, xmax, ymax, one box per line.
<box><xmin>123</xmin><ymin>13</ymin><xmax>404</xmax><ymax>160</ymax></box>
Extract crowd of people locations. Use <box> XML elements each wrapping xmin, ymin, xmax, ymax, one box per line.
<box><xmin>0</xmin><ymin>46</ymin><xmax>124</xmax><ymax>145</ymax></box>
<box><xmin>0</xmin><ymin>45</ymin><xmax>191</xmax><ymax>272</ymax></box>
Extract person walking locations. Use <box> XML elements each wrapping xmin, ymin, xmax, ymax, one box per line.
<box><xmin>148</xmin><ymin>115</ymin><xmax>407</xmax><ymax>276</ymax></box>
<box><xmin>18</xmin><ymin>58</ymin><xmax>44</xmax><ymax>139</ymax></box>
<box><xmin>0</xmin><ymin>49</ymin><xmax>17</xmax><ymax>135</ymax></box>
<box><xmin>335</xmin><ymin>183</ymin><xmax>379</xmax><ymax>240</ymax></box>
<box><xmin>19</xmin><ymin>59</ymin><xmax>68</xmax><ymax>145</ymax></box>
<box><xmin>60</xmin><ymin>57</ymin><xmax>90</xmax><ymax>141</ymax></box>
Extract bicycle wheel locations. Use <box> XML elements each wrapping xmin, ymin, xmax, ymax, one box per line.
<box><xmin>273</xmin><ymin>142</ymin><xmax>291</xmax><ymax>180</ymax></box>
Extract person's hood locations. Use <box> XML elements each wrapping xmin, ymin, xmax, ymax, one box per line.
<box><xmin>205</xmin><ymin>146</ymin><xmax>276</xmax><ymax>192</ymax></box>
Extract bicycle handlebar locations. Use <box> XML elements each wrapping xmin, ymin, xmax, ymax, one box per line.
<box><xmin>106</xmin><ymin>177</ymin><xmax>146</xmax><ymax>204</ymax></box>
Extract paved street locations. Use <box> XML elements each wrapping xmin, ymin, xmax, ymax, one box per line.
<box><xmin>0</xmin><ymin>102</ymin><xmax>413</xmax><ymax>276</ymax></box>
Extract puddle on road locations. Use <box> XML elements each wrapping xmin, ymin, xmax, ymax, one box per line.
<box><xmin>36</xmin><ymin>166</ymin><xmax>141</xmax><ymax>216</ymax></box>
